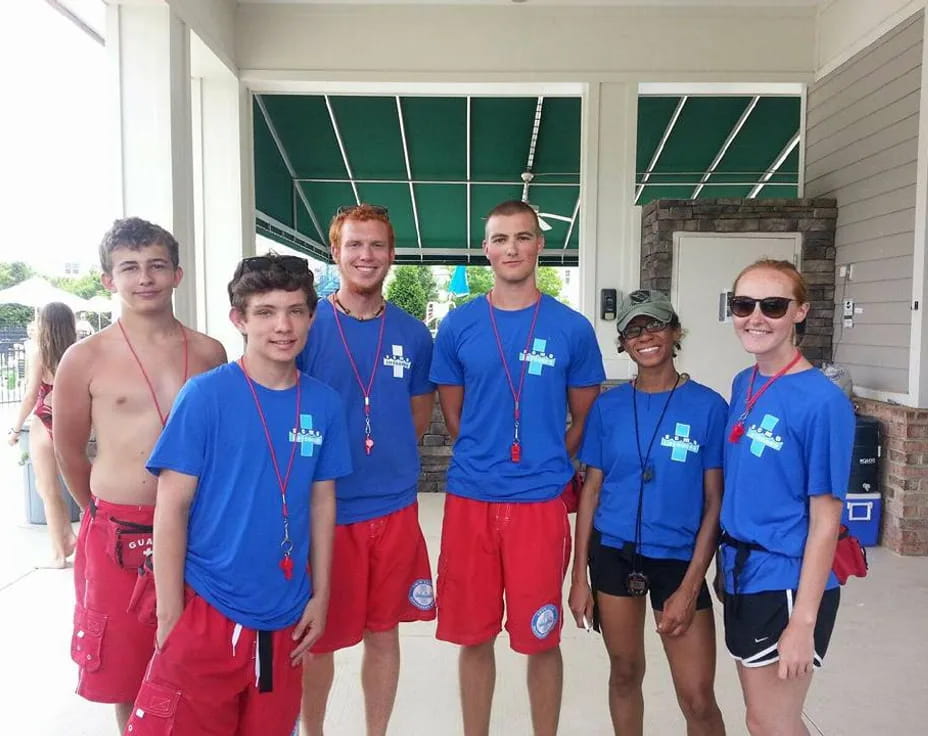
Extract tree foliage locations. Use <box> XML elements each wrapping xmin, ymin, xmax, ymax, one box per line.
<box><xmin>536</xmin><ymin>267</ymin><xmax>563</xmax><ymax>299</ymax></box>
<box><xmin>52</xmin><ymin>270</ymin><xmax>110</xmax><ymax>300</ymax></box>
<box><xmin>417</xmin><ymin>266</ymin><xmax>439</xmax><ymax>302</ymax></box>
<box><xmin>386</xmin><ymin>265</ymin><xmax>428</xmax><ymax>320</ymax></box>
<box><xmin>0</xmin><ymin>262</ymin><xmax>35</xmax><ymax>327</ymax></box>
<box><xmin>454</xmin><ymin>265</ymin><xmax>563</xmax><ymax>305</ymax></box>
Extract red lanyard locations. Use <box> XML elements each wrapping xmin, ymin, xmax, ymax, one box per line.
<box><xmin>330</xmin><ymin>298</ymin><xmax>387</xmax><ymax>455</ymax></box>
<box><xmin>239</xmin><ymin>358</ymin><xmax>301</xmax><ymax>580</ymax></box>
<box><xmin>487</xmin><ymin>290</ymin><xmax>543</xmax><ymax>463</ymax></box>
<box><xmin>118</xmin><ymin>319</ymin><xmax>189</xmax><ymax>427</ymax></box>
<box><xmin>729</xmin><ymin>350</ymin><xmax>802</xmax><ymax>443</ymax></box>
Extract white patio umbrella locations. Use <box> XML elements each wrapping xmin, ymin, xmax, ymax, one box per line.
<box><xmin>0</xmin><ymin>276</ymin><xmax>93</xmax><ymax>314</ymax></box>
<box><xmin>81</xmin><ymin>293</ymin><xmax>115</xmax><ymax>330</ymax></box>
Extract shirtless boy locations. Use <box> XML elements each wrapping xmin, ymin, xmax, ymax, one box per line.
<box><xmin>53</xmin><ymin>217</ymin><xmax>226</xmax><ymax>732</ymax></box>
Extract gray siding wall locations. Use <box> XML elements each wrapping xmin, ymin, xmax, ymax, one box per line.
<box><xmin>805</xmin><ymin>12</ymin><xmax>922</xmax><ymax>394</ymax></box>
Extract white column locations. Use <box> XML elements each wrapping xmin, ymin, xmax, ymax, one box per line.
<box><xmin>189</xmin><ymin>30</ymin><xmax>252</xmax><ymax>356</ymax></box>
<box><xmin>579</xmin><ymin>82</ymin><xmax>639</xmax><ymax>380</ymax></box>
<box><xmin>108</xmin><ymin>2</ymin><xmax>196</xmax><ymax>324</ymax></box>
<box><xmin>909</xmin><ymin>16</ymin><xmax>928</xmax><ymax>408</ymax></box>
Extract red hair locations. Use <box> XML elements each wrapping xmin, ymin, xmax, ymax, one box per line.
<box><xmin>329</xmin><ymin>204</ymin><xmax>395</xmax><ymax>250</ymax></box>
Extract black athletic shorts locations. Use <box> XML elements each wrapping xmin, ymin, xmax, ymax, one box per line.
<box><xmin>591</xmin><ymin>543</ymin><xmax>712</xmax><ymax>612</ymax></box>
<box><xmin>723</xmin><ymin>587</ymin><xmax>840</xmax><ymax>668</ymax></box>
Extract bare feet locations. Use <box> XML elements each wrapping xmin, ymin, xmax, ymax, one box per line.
<box><xmin>63</xmin><ymin>531</ymin><xmax>77</xmax><ymax>559</ymax></box>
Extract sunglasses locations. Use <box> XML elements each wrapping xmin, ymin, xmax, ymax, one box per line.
<box><xmin>336</xmin><ymin>204</ymin><xmax>389</xmax><ymax>216</ymax></box>
<box><xmin>234</xmin><ymin>255</ymin><xmax>309</xmax><ymax>279</ymax></box>
<box><xmin>728</xmin><ymin>296</ymin><xmax>794</xmax><ymax>319</ymax></box>
<box><xmin>620</xmin><ymin>319</ymin><xmax>669</xmax><ymax>340</ymax></box>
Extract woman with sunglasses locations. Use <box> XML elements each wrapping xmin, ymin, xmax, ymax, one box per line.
<box><xmin>569</xmin><ymin>290</ymin><xmax>726</xmax><ymax>736</ymax></box>
<box><xmin>721</xmin><ymin>259</ymin><xmax>854</xmax><ymax>736</ymax></box>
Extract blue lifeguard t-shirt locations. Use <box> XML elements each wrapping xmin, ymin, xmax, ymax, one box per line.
<box><xmin>430</xmin><ymin>294</ymin><xmax>605</xmax><ymax>502</ymax></box>
<box><xmin>580</xmin><ymin>379</ymin><xmax>727</xmax><ymax>559</ymax></box>
<box><xmin>146</xmin><ymin>362</ymin><xmax>353</xmax><ymax>631</ymax></box>
<box><xmin>720</xmin><ymin>367</ymin><xmax>854</xmax><ymax>594</ymax></box>
<box><xmin>297</xmin><ymin>300</ymin><xmax>435</xmax><ymax>525</ymax></box>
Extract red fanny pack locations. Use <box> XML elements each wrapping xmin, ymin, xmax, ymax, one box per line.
<box><xmin>105</xmin><ymin>516</ymin><xmax>154</xmax><ymax>571</ymax></box>
<box><xmin>832</xmin><ymin>524</ymin><xmax>868</xmax><ymax>585</ymax></box>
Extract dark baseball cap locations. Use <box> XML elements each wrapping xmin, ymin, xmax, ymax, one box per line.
<box><xmin>616</xmin><ymin>289</ymin><xmax>676</xmax><ymax>333</ymax></box>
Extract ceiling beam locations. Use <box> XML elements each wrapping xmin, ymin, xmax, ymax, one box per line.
<box><xmin>522</xmin><ymin>96</ymin><xmax>545</xmax><ymax>202</ymax></box>
<box><xmin>254</xmin><ymin>94</ymin><xmax>327</xmax><ymax>244</ymax></box>
<box><xmin>294</xmin><ymin>177</ymin><xmax>576</xmax><ymax>187</ymax></box>
<box><xmin>256</xmin><ymin>210</ymin><xmax>328</xmax><ymax>254</ymax></box>
<box><xmin>324</xmin><ymin>95</ymin><xmax>360</xmax><ymax>205</ymax></box>
<box><xmin>634</xmin><ymin>96</ymin><xmax>687</xmax><ymax>205</ymax></box>
<box><xmin>44</xmin><ymin>0</ymin><xmax>103</xmax><ymax>45</ymax></box>
<box><xmin>395</xmin><ymin>97</ymin><xmax>423</xmax><ymax>254</ymax></box>
<box><xmin>691</xmin><ymin>96</ymin><xmax>759</xmax><ymax>199</ymax></box>
<box><xmin>748</xmin><ymin>131</ymin><xmax>801</xmax><ymax>198</ymax></box>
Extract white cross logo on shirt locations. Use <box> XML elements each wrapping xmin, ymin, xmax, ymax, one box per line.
<box><xmin>383</xmin><ymin>344</ymin><xmax>412</xmax><ymax>378</ymax></box>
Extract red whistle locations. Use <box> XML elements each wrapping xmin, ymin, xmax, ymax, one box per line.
<box><xmin>729</xmin><ymin>422</ymin><xmax>745</xmax><ymax>443</ymax></box>
<box><xmin>510</xmin><ymin>443</ymin><xmax>521</xmax><ymax>463</ymax></box>
<box><xmin>364</xmin><ymin>437</ymin><xmax>375</xmax><ymax>455</ymax></box>
<box><xmin>280</xmin><ymin>556</ymin><xmax>294</xmax><ymax>580</ymax></box>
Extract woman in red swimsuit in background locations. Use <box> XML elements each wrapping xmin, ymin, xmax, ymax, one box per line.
<box><xmin>9</xmin><ymin>302</ymin><xmax>78</xmax><ymax>568</ymax></box>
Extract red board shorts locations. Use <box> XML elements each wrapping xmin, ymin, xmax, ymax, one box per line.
<box><xmin>124</xmin><ymin>592</ymin><xmax>302</xmax><ymax>736</ymax></box>
<box><xmin>436</xmin><ymin>493</ymin><xmax>571</xmax><ymax>655</ymax></box>
<box><xmin>71</xmin><ymin>497</ymin><xmax>156</xmax><ymax>704</ymax></box>
<box><xmin>310</xmin><ymin>501</ymin><xmax>435</xmax><ymax>654</ymax></box>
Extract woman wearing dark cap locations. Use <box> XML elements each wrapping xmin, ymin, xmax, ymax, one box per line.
<box><xmin>569</xmin><ymin>289</ymin><xmax>726</xmax><ymax>735</ymax></box>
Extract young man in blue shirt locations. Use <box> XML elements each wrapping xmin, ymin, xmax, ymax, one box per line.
<box><xmin>123</xmin><ymin>254</ymin><xmax>352</xmax><ymax>736</ymax></box>
<box><xmin>431</xmin><ymin>200</ymin><xmax>606</xmax><ymax>736</ymax></box>
<box><xmin>299</xmin><ymin>204</ymin><xmax>436</xmax><ymax>736</ymax></box>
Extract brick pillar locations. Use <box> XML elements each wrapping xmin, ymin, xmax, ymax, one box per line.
<box><xmin>417</xmin><ymin>397</ymin><xmax>451</xmax><ymax>493</ymax></box>
<box><xmin>854</xmin><ymin>398</ymin><xmax>928</xmax><ymax>556</ymax></box>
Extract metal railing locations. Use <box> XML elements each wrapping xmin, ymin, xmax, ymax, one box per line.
<box><xmin>0</xmin><ymin>332</ymin><xmax>28</xmax><ymax>405</ymax></box>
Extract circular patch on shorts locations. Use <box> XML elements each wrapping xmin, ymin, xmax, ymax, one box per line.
<box><xmin>408</xmin><ymin>578</ymin><xmax>435</xmax><ymax>611</ymax></box>
<box><xmin>531</xmin><ymin>604</ymin><xmax>559</xmax><ymax>639</ymax></box>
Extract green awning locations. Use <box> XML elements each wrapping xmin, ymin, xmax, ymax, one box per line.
<box><xmin>636</xmin><ymin>95</ymin><xmax>800</xmax><ymax>204</ymax></box>
<box><xmin>252</xmin><ymin>92</ymin><xmax>801</xmax><ymax>265</ymax></box>
<box><xmin>254</xmin><ymin>94</ymin><xmax>581</xmax><ymax>265</ymax></box>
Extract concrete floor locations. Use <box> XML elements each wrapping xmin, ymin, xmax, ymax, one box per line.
<box><xmin>1</xmin><ymin>429</ymin><xmax>925</xmax><ymax>734</ymax></box>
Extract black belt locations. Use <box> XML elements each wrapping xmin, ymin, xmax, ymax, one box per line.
<box><xmin>718</xmin><ymin>531</ymin><xmax>768</xmax><ymax>600</ymax></box>
<box><xmin>257</xmin><ymin>630</ymin><xmax>273</xmax><ymax>692</ymax></box>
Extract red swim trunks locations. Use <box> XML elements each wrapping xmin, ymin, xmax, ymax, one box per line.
<box><xmin>436</xmin><ymin>493</ymin><xmax>571</xmax><ymax>654</ymax></box>
<box><xmin>124</xmin><ymin>592</ymin><xmax>302</xmax><ymax>736</ymax></box>
<box><xmin>310</xmin><ymin>501</ymin><xmax>435</xmax><ymax>654</ymax></box>
<box><xmin>71</xmin><ymin>497</ymin><xmax>155</xmax><ymax>704</ymax></box>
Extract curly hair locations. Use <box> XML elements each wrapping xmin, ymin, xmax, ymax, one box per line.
<box><xmin>38</xmin><ymin>302</ymin><xmax>77</xmax><ymax>377</ymax></box>
<box><xmin>99</xmin><ymin>217</ymin><xmax>180</xmax><ymax>274</ymax></box>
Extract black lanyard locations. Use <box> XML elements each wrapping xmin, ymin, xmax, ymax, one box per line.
<box><xmin>630</xmin><ymin>374</ymin><xmax>680</xmax><ymax>575</ymax></box>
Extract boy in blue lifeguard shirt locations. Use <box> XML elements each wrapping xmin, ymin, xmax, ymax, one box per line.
<box><xmin>123</xmin><ymin>254</ymin><xmax>352</xmax><ymax>736</ymax></box>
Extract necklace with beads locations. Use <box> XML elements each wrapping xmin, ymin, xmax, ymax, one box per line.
<box><xmin>332</xmin><ymin>293</ymin><xmax>385</xmax><ymax>321</ymax></box>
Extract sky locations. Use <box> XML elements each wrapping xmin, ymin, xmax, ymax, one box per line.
<box><xmin>0</xmin><ymin>1</ymin><xmax>112</xmax><ymax>276</ymax></box>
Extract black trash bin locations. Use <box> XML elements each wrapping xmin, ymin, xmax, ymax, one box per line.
<box><xmin>848</xmin><ymin>415</ymin><xmax>880</xmax><ymax>495</ymax></box>
<box><xmin>19</xmin><ymin>426</ymin><xmax>81</xmax><ymax>524</ymax></box>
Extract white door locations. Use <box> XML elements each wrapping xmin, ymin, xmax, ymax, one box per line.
<box><xmin>671</xmin><ymin>233</ymin><xmax>802</xmax><ymax>400</ymax></box>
